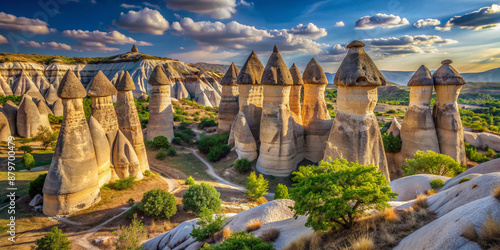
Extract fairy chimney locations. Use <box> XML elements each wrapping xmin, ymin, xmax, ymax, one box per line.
<box><xmin>131</xmin><ymin>44</ymin><xmax>139</xmax><ymax>53</ymax></box>
<box><xmin>0</xmin><ymin>112</ymin><xmax>11</xmax><ymax>141</ymax></box>
<box><xmin>432</xmin><ymin>60</ymin><xmax>466</xmax><ymax>164</ymax></box>
<box><xmin>256</xmin><ymin>45</ymin><xmax>298</xmax><ymax>176</ymax></box>
<box><xmin>0</xmin><ymin>77</ymin><xmax>13</xmax><ymax>95</ymax></box>
<box><xmin>113</xmin><ymin>130</ymin><xmax>143</xmax><ymax>180</ymax></box>
<box><xmin>89</xmin><ymin>115</ymin><xmax>113</xmax><ymax>186</ymax></box>
<box><xmin>323</xmin><ymin>41</ymin><xmax>390</xmax><ymax>180</ymax></box>
<box><xmin>387</xmin><ymin>117</ymin><xmax>401</xmax><ymax>137</ymax></box>
<box><xmin>2</xmin><ymin>101</ymin><xmax>18</xmax><ymax>135</ymax></box>
<box><xmin>289</xmin><ymin>63</ymin><xmax>305</xmax><ymax>159</ymax></box>
<box><xmin>146</xmin><ymin>65</ymin><xmax>174</xmax><ymax>141</ymax></box>
<box><xmin>115</xmin><ymin>70</ymin><xmax>150</xmax><ymax>172</ymax></box>
<box><xmin>43</xmin><ymin>70</ymin><xmax>100</xmax><ymax>216</ymax></box>
<box><xmin>302</xmin><ymin>58</ymin><xmax>331</xmax><ymax>162</ymax></box>
<box><xmin>16</xmin><ymin>94</ymin><xmax>43</xmax><ymax>138</ymax></box>
<box><xmin>218</xmin><ymin>63</ymin><xmax>240</xmax><ymax>133</ymax></box>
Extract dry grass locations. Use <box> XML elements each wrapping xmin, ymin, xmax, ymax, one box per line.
<box><xmin>380</xmin><ymin>229</ymin><xmax>396</xmax><ymax>246</ymax></box>
<box><xmin>260</xmin><ymin>228</ymin><xmax>280</xmax><ymax>242</ymax></box>
<box><xmin>350</xmin><ymin>235</ymin><xmax>374</xmax><ymax>250</ymax></box>
<box><xmin>222</xmin><ymin>227</ymin><xmax>232</xmax><ymax>240</ymax></box>
<box><xmin>412</xmin><ymin>195</ymin><xmax>428</xmax><ymax>210</ymax></box>
<box><xmin>472</xmin><ymin>184</ymin><xmax>478</xmax><ymax>189</ymax></box>
<box><xmin>461</xmin><ymin>223</ymin><xmax>478</xmax><ymax>241</ymax></box>
<box><xmin>461</xmin><ymin>212</ymin><xmax>500</xmax><ymax>249</ymax></box>
<box><xmin>245</xmin><ymin>219</ymin><xmax>263</xmax><ymax>232</ymax></box>
<box><xmin>256</xmin><ymin>197</ymin><xmax>268</xmax><ymax>205</ymax></box>
<box><xmin>493</xmin><ymin>185</ymin><xmax>500</xmax><ymax>201</ymax></box>
<box><xmin>426</xmin><ymin>189</ymin><xmax>437</xmax><ymax>196</ymax></box>
<box><xmin>283</xmin><ymin>234</ymin><xmax>312</xmax><ymax>250</ymax></box>
<box><xmin>207</xmin><ymin>228</ymin><xmax>232</xmax><ymax>244</ymax></box>
<box><xmin>383</xmin><ymin>208</ymin><xmax>399</xmax><ymax>222</ymax></box>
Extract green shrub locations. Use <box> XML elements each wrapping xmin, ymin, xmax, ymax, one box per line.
<box><xmin>34</xmin><ymin>226</ymin><xmax>71</xmax><ymax>250</ymax></box>
<box><xmin>29</xmin><ymin>174</ymin><xmax>47</xmax><ymax>198</ymax></box>
<box><xmin>19</xmin><ymin>145</ymin><xmax>32</xmax><ymax>154</ymax></box>
<box><xmin>207</xmin><ymin>144</ymin><xmax>231</xmax><ymax>162</ymax></box>
<box><xmin>140</xmin><ymin>189</ymin><xmax>177</xmax><ymax>219</ymax></box>
<box><xmin>387</xmin><ymin>109</ymin><xmax>396</xmax><ymax>114</ymax></box>
<box><xmin>190</xmin><ymin>207</ymin><xmax>227</xmax><ymax>241</ymax></box>
<box><xmin>173</xmin><ymin>113</ymin><xmax>185</xmax><ymax>122</ymax></box>
<box><xmin>21</xmin><ymin>153</ymin><xmax>35</xmax><ymax>170</ymax></box>
<box><xmin>109</xmin><ymin>176</ymin><xmax>136</xmax><ymax>190</ymax></box>
<box><xmin>465</xmin><ymin>147</ymin><xmax>489</xmax><ymax>162</ymax></box>
<box><xmin>274</xmin><ymin>184</ymin><xmax>289</xmax><ymax>200</ymax></box>
<box><xmin>48</xmin><ymin>114</ymin><xmax>63</xmax><ymax>124</ymax></box>
<box><xmin>185</xmin><ymin>176</ymin><xmax>195</xmax><ymax>185</ymax></box>
<box><xmin>115</xmin><ymin>216</ymin><xmax>147</xmax><ymax>250</ymax></box>
<box><xmin>144</xmin><ymin>170</ymin><xmax>152</xmax><ymax>177</ymax></box>
<box><xmin>429</xmin><ymin>179</ymin><xmax>445</xmax><ymax>189</ymax></box>
<box><xmin>201</xmin><ymin>231</ymin><xmax>275</xmax><ymax>250</ymax></box>
<box><xmin>290</xmin><ymin>159</ymin><xmax>397</xmax><ymax>231</ymax></box>
<box><xmin>485</xmin><ymin>148</ymin><xmax>495</xmax><ymax>157</ymax></box>
<box><xmin>152</xmin><ymin>136</ymin><xmax>170</xmax><ymax>150</ymax></box>
<box><xmin>197</xmin><ymin>133</ymin><xmax>229</xmax><ymax>154</ymax></box>
<box><xmin>382</xmin><ymin>132</ymin><xmax>402</xmax><ymax>153</ymax></box>
<box><xmin>124</xmin><ymin>204</ymin><xmax>141</xmax><ymax>220</ymax></box>
<box><xmin>34</xmin><ymin>126</ymin><xmax>57</xmax><ymax>150</ymax></box>
<box><xmin>144</xmin><ymin>140</ymin><xmax>153</xmax><ymax>148</ymax></box>
<box><xmin>172</xmin><ymin>136</ymin><xmax>182</xmax><ymax>145</ymax></box>
<box><xmin>235</xmin><ymin>158</ymin><xmax>252</xmax><ymax>174</ymax></box>
<box><xmin>459</xmin><ymin>178</ymin><xmax>471</xmax><ymax>184</ymax></box>
<box><xmin>128</xmin><ymin>198</ymin><xmax>135</xmax><ymax>206</ymax></box>
<box><xmin>199</xmin><ymin>118</ymin><xmax>217</xmax><ymax>129</ymax></box>
<box><xmin>402</xmin><ymin>150</ymin><xmax>465</xmax><ymax>177</ymax></box>
<box><xmin>156</xmin><ymin>149</ymin><xmax>168</xmax><ymax>160</ymax></box>
<box><xmin>182</xmin><ymin>182</ymin><xmax>222</xmax><ymax>214</ymax></box>
<box><xmin>167</xmin><ymin>147</ymin><xmax>177</xmax><ymax>156</ymax></box>
<box><xmin>246</xmin><ymin>172</ymin><xmax>269</xmax><ymax>200</ymax></box>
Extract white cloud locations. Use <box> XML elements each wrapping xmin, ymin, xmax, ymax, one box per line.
<box><xmin>239</xmin><ymin>0</ymin><xmax>253</xmax><ymax>7</ymax></box>
<box><xmin>113</xmin><ymin>8</ymin><xmax>169</xmax><ymax>35</ymax></box>
<box><xmin>414</xmin><ymin>18</ymin><xmax>441</xmax><ymax>28</ymax></box>
<box><xmin>361</xmin><ymin>34</ymin><xmax>457</xmax><ymax>57</ymax></box>
<box><xmin>334</xmin><ymin>21</ymin><xmax>345</xmax><ymax>27</ymax></box>
<box><xmin>164</xmin><ymin>0</ymin><xmax>237</xmax><ymax>19</ymax></box>
<box><xmin>0</xmin><ymin>12</ymin><xmax>51</xmax><ymax>34</ymax></box>
<box><xmin>0</xmin><ymin>35</ymin><xmax>7</xmax><ymax>44</ymax></box>
<box><xmin>62</xmin><ymin>29</ymin><xmax>152</xmax><ymax>52</ymax></box>
<box><xmin>121</xmin><ymin>3</ymin><xmax>141</xmax><ymax>8</ymax></box>
<box><xmin>174</xmin><ymin>13</ymin><xmax>181</xmax><ymax>19</ymax></box>
<box><xmin>355</xmin><ymin>13</ymin><xmax>410</xmax><ymax>29</ymax></box>
<box><xmin>319</xmin><ymin>44</ymin><xmax>347</xmax><ymax>62</ymax></box>
<box><xmin>289</xmin><ymin>23</ymin><xmax>327</xmax><ymax>39</ymax></box>
<box><xmin>143</xmin><ymin>2</ymin><xmax>161</xmax><ymax>10</ymax></box>
<box><xmin>20</xmin><ymin>41</ymin><xmax>72</xmax><ymax>50</ymax></box>
<box><xmin>437</xmin><ymin>4</ymin><xmax>500</xmax><ymax>31</ymax></box>
<box><xmin>169</xmin><ymin>46</ymin><xmax>239</xmax><ymax>64</ymax></box>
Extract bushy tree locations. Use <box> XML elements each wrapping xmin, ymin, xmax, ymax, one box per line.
<box><xmin>183</xmin><ymin>182</ymin><xmax>222</xmax><ymax>214</ymax></box>
<box><xmin>115</xmin><ymin>215</ymin><xmax>147</xmax><ymax>250</ymax></box>
<box><xmin>201</xmin><ymin>231</ymin><xmax>275</xmax><ymax>250</ymax></box>
<box><xmin>190</xmin><ymin>207</ymin><xmax>227</xmax><ymax>241</ymax></box>
<box><xmin>289</xmin><ymin>159</ymin><xmax>397</xmax><ymax>231</ymax></box>
<box><xmin>152</xmin><ymin>136</ymin><xmax>170</xmax><ymax>150</ymax></box>
<box><xmin>167</xmin><ymin>147</ymin><xmax>177</xmax><ymax>156</ymax></box>
<box><xmin>34</xmin><ymin>126</ymin><xmax>57</xmax><ymax>150</ymax></box>
<box><xmin>172</xmin><ymin>136</ymin><xmax>182</xmax><ymax>145</ymax></box>
<box><xmin>19</xmin><ymin>145</ymin><xmax>32</xmax><ymax>154</ymax></box>
<box><xmin>21</xmin><ymin>153</ymin><xmax>35</xmax><ymax>170</ymax></box>
<box><xmin>29</xmin><ymin>173</ymin><xmax>47</xmax><ymax>198</ymax></box>
<box><xmin>34</xmin><ymin>226</ymin><xmax>71</xmax><ymax>250</ymax></box>
<box><xmin>402</xmin><ymin>150</ymin><xmax>465</xmax><ymax>177</ymax></box>
<box><xmin>207</xmin><ymin>144</ymin><xmax>231</xmax><ymax>162</ymax></box>
<box><xmin>246</xmin><ymin>172</ymin><xmax>269</xmax><ymax>200</ymax></box>
<box><xmin>234</xmin><ymin>158</ymin><xmax>252</xmax><ymax>174</ymax></box>
<box><xmin>382</xmin><ymin>132</ymin><xmax>402</xmax><ymax>153</ymax></box>
<box><xmin>140</xmin><ymin>189</ymin><xmax>177</xmax><ymax>219</ymax></box>
<box><xmin>274</xmin><ymin>184</ymin><xmax>289</xmax><ymax>200</ymax></box>
<box><xmin>197</xmin><ymin>133</ymin><xmax>229</xmax><ymax>154</ymax></box>
<box><xmin>185</xmin><ymin>176</ymin><xmax>195</xmax><ymax>185</ymax></box>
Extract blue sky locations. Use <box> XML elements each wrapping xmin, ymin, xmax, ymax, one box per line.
<box><xmin>0</xmin><ymin>0</ymin><xmax>500</xmax><ymax>73</ymax></box>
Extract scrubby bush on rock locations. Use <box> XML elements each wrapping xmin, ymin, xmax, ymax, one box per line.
<box><xmin>29</xmin><ymin>173</ymin><xmax>47</xmax><ymax>198</ymax></box>
<box><xmin>274</xmin><ymin>183</ymin><xmax>289</xmax><ymax>200</ymax></box>
<box><xmin>190</xmin><ymin>207</ymin><xmax>227</xmax><ymax>241</ymax></box>
<box><xmin>201</xmin><ymin>231</ymin><xmax>275</xmax><ymax>250</ymax></box>
<box><xmin>402</xmin><ymin>150</ymin><xmax>465</xmax><ymax>177</ymax></box>
<box><xmin>382</xmin><ymin>132</ymin><xmax>402</xmax><ymax>153</ymax></box>
<box><xmin>183</xmin><ymin>182</ymin><xmax>222</xmax><ymax>214</ymax></box>
<box><xmin>429</xmin><ymin>179</ymin><xmax>444</xmax><ymax>189</ymax></box>
<box><xmin>140</xmin><ymin>189</ymin><xmax>177</xmax><ymax>219</ymax></box>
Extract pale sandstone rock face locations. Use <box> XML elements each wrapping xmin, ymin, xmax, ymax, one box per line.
<box><xmin>165</xmin><ymin>64</ymin><xmax>189</xmax><ymax>100</ymax></box>
<box><xmin>146</xmin><ymin>65</ymin><xmax>174</xmax><ymax>141</ymax></box>
<box><xmin>112</xmin><ymin>130</ymin><xmax>143</xmax><ymax>180</ymax></box>
<box><xmin>464</xmin><ymin>131</ymin><xmax>500</xmax><ymax>151</ymax></box>
<box><xmin>2</xmin><ymin>101</ymin><xmax>18</xmax><ymax>135</ymax></box>
<box><xmin>289</xmin><ymin>63</ymin><xmax>305</xmax><ymax>161</ymax></box>
<box><xmin>88</xmin><ymin>116</ymin><xmax>113</xmax><ymax>187</ymax></box>
<box><xmin>257</xmin><ymin>46</ymin><xmax>298</xmax><ymax>176</ymax></box>
<box><xmin>51</xmin><ymin>98</ymin><xmax>63</xmax><ymax>116</ymax></box>
<box><xmin>324</xmin><ymin>41</ymin><xmax>389</xmax><ymax>180</ymax></box>
<box><xmin>0</xmin><ymin>111</ymin><xmax>11</xmax><ymax>141</ymax></box>
<box><xmin>115</xmin><ymin>71</ymin><xmax>149</xmax><ymax>172</ymax></box>
<box><xmin>228</xmin><ymin>111</ymin><xmax>258</xmax><ymax>161</ymax></box>
<box><xmin>12</xmin><ymin>70</ymin><xmax>45</xmax><ymax>102</ymax></box>
<box><xmin>218</xmin><ymin>62</ymin><xmax>240</xmax><ymax>133</ymax></box>
<box><xmin>387</xmin><ymin>117</ymin><xmax>401</xmax><ymax>137</ymax></box>
<box><xmin>432</xmin><ymin>60</ymin><xmax>466</xmax><ymax>165</ymax></box>
<box><xmin>301</xmin><ymin>58</ymin><xmax>331</xmax><ymax>162</ymax></box>
<box><xmin>17</xmin><ymin>95</ymin><xmax>43</xmax><ymax>138</ymax></box>
<box><xmin>44</xmin><ymin>84</ymin><xmax>59</xmax><ymax>105</ymax></box>
<box><xmin>43</xmin><ymin>70</ymin><xmax>100</xmax><ymax>216</ymax></box>
<box><xmin>37</xmin><ymin>100</ymin><xmax>53</xmax><ymax>134</ymax></box>
<box><xmin>0</xmin><ymin>77</ymin><xmax>13</xmax><ymax>95</ymax></box>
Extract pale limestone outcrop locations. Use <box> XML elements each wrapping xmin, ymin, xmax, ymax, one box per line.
<box><xmin>17</xmin><ymin>95</ymin><xmax>43</xmax><ymax>138</ymax></box>
<box><xmin>87</xmin><ymin>70</ymin><xmax>119</xmax><ymax>145</ymax></box>
<box><xmin>44</xmin><ymin>84</ymin><xmax>59</xmax><ymax>105</ymax></box>
<box><xmin>2</xmin><ymin>101</ymin><xmax>18</xmax><ymax>135</ymax></box>
<box><xmin>43</xmin><ymin>70</ymin><xmax>100</xmax><ymax>216</ymax></box>
<box><xmin>0</xmin><ymin>77</ymin><xmax>13</xmax><ymax>95</ymax></box>
<box><xmin>146</xmin><ymin>65</ymin><xmax>174</xmax><ymax>141</ymax></box>
<box><xmin>387</xmin><ymin>117</ymin><xmax>401</xmax><ymax>137</ymax></box>
<box><xmin>165</xmin><ymin>64</ymin><xmax>189</xmax><ymax>100</ymax></box>
<box><xmin>432</xmin><ymin>60</ymin><xmax>466</xmax><ymax>164</ymax></box>
<box><xmin>113</xmin><ymin>130</ymin><xmax>143</xmax><ymax>180</ymax></box>
<box><xmin>228</xmin><ymin>111</ymin><xmax>258</xmax><ymax>161</ymax></box>
<box><xmin>218</xmin><ymin>62</ymin><xmax>240</xmax><ymax>133</ymax></box>
<box><xmin>256</xmin><ymin>46</ymin><xmax>298</xmax><ymax>176</ymax></box>
<box><xmin>51</xmin><ymin>98</ymin><xmax>63</xmax><ymax>116</ymax></box>
<box><xmin>464</xmin><ymin>131</ymin><xmax>500</xmax><ymax>151</ymax></box>
<box><xmin>115</xmin><ymin>70</ymin><xmax>149</xmax><ymax>172</ymax></box>
<box><xmin>301</xmin><ymin>58</ymin><xmax>331</xmax><ymax>162</ymax></box>
<box><xmin>0</xmin><ymin>111</ymin><xmax>11</xmax><ymax>141</ymax></box>
<box><xmin>33</xmin><ymin>71</ymin><xmax>50</xmax><ymax>96</ymax></box>
<box><xmin>37</xmin><ymin>100</ymin><xmax>53</xmax><ymax>134</ymax></box>
<box><xmin>12</xmin><ymin>70</ymin><xmax>44</xmax><ymax>101</ymax></box>
<box><xmin>400</xmin><ymin>65</ymin><xmax>440</xmax><ymax>161</ymax></box>
<box><xmin>324</xmin><ymin>41</ymin><xmax>389</xmax><ymax>180</ymax></box>
<box><xmin>88</xmin><ymin>116</ymin><xmax>113</xmax><ymax>187</ymax></box>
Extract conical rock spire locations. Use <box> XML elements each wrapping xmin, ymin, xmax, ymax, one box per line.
<box><xmin>408</xmin><ymin>65</ymin><xmax>434</xmax><ymax>86</ymax></box>
<box><xmin>58</xmin><ymin>70</ymin><xmax>87</xmax><ymax>99</ymax></box>
<box><xmin>303</xmin><ymin>58</ymin><xmax>328</xmax><ymax>85</ymax></box>
<box><xmin>87</xmin><ymin>71</ymin><xmax>117</xmax><ymax>97</ymax></box>
<box><xmin>261</xmin><ymin>45</ymin><xmax>293</xmax><ymax>85</ymax></box>
<box><xmin>148</xmin><ymin>65</ymin><xmax>171</xmax><ymax>85</ymax></box>
<box><xmin>289</xmin><ymin>63</ymin><xmax>303</xmax><ymax>85</ymax></box>
<box><xmin>237</xmin><ymin>51</ymin><xmax>265</xmax><ymax>85</ymax></box>
<box><xmin>220</xmin><ymin>63</ymin><xmax>240</xmax><ymax>86</ymax></box>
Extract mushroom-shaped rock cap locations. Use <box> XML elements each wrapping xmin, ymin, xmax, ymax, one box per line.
<box><xmin>303</xmin><ymin>58</ymin><xmax>328</xmax><ymax>85</ymax></box>
<box><xmin>237</xmin><ymin>51</ymin><xmax>265</xmax><ymax>85</ymax></box>
<box><xmin>334</xmin><ymin>40</ymin><xmax>386</xmax><ymax>87</ymax></box>
<box><xmin>289</xmin><ymin>63</ymin><xmax>303</xmax><ymax>85</ymax></box>
<box><xmin>57</xmin><ymin>70</ymin><xmax>87</xmax><ymax>99</ymax></box>
<box><xmin>131</xmin><ymin>44</ymin><xmax>138</xmax><ymax>53</ymax></box>
<box><xmin>261</xmin><ymin>45</ymin><xmax>293</xmax><ymax>85</ymax></box>
<box><xmin>220</xmin><ymin>62</ymin><xmax>240</xmax><ymax>86</ymax></box>
<box><xmin>432</xmin><ymin>59</ymin><xmax>466</xmax><ymax>86</ymax></box>
<box><xmin>148</xmin><ymin>65</ymin><xmax>171</xmax><ymax>85</ymax></box>
<box><xmin>115</xmin><ymin>70</ymin><xmax>136</xmax><ymax>91</ymax></box>
<box><xmin>87</xmin><ymin>71</ymin><xmax>117</xmax><ymax>97</ymax></box>
<box><xmin>408</xmin><ymin>65</ymin><xmax>434</xmax><ymax>86</ymax></box>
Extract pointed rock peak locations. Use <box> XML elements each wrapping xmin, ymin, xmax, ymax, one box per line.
<box><xmin>148</xmin><ymin>65</ymin><xmax>171</xmax><ymax>85</ymax></box>
<box><xmin>334</xmin><ymin>40</ymin><xmax>386</xmax><ymax>87</ymax></box>
<box><xmin>58</xmin><ymin>69</ymin><xmax>87</xmax><ymax>99</ymax></box>
<box><xmin>220</xmin><ymin>62</ymin><xmax>240</xmax><ymax>86</ymax></box>
<box><xmin>237</xmin><ymin>51</ymin><xmax>265</xmax><ymax>85</ymax></box>
<box><xmin>261</xmin><ymin>46</ymin><xmax>293</xmax><ymax>85</ymax></box>
<box><xmin>88</xmin><ymin>115</ymin><xmax>104</xmax><ymax>132</ymax></box>
<box><xmin>303</xmin><ymin>58</ymin><xmax>328</xmax><ymax>85</ymax></box>
<box><xmin>387</xmin><ymin>117</ymin><xmax>401</xmax><ymax>137</ymax></box>
<box><xmin>87</xmin><ymin>70</ymin><xmax>117</xmax><ymax>97</ymax></box>
<box><xmin>131</xmin><ymin>44</ymin><xmax>139</xmax><ymax>53</ymax></box>
<box><xmin>432</xmin><ymin>59</ymin><xmax>465</xmax><ymax>86</ymax></box>
<box><xmin>289</xmin><ymin>63</ymin><xmax>303</xmax><ymax>85</ymax></box>
<box><xmin>408</xmin><ymin>65</ymin><xmax>433</xmax><ymax>86</ymax></box>
<box><xmin>115</xmin><ymin>70</ymin><xmax>136</xmax><ymax>91</ymax></box>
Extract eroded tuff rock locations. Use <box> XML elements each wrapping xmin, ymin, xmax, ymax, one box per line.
<box><xmin>432</xmin><ymin>60</ymin><xmax>466</xmax><ymax>164</ymax></box>
<box><xmin>51</xmin><ymin>98</ymin><xmax>63</xmax><ymax>116</ymax></box>
<box><xmin>302</xmin><ymin>58</ymin><xmax>331</xmax><ymax>162</ymax></box>
<box><xmin>43</xmin><ymin>70</ymin><xmax>100</xmax><ymax>216</ymax></box>
<box><xmin>17</xmin><ymin>95</ymin><xmax>43</xmax><ymax>138</ymax></box>
<box><xmin>115</xmin><ymin>70</ymin><xmax>149</xmax><ymax>172</ymax></box>
<box><xmin>228</xmin><ymin>111</ymin><xmax>258</xmax><ymax>161</ymax></box>
<box><xmin>2</xmin><ymin>101</ymin><xmax>18</xmax><ymax>135</ymax></box>
<box><xmin>44</xmin><ymin>84</ymin><xmax>59</xmax><ymax>106</ymax></box>
<box><xmin>218</xmin><ymin>62</ymin><xmax>240</xmax><ymax>133</ymax></box>
<box><xmin>89</xmin><ymin>116</ymin><xmax>113</xmax><ymax>186</ymax></box>
<box><xmin>112</xmin><ymin>130</ymin><xmax>143</xmax><ymax>180</ymax></box>
<box><xmin>387</xmin><ymin>117</ymin><xmax>401</xmax><ymax>137</ymax></box>
<box><xmin>0</xmin><ymin>111</ymin><xmax>11</xmax><ymax>141</ymax></box>
<box><xmin>146</xmin><ymin>65</ymin><xmax>174</xmax><ymax>141</ymax></box>
<box><xmin>324</xmin><ymin>41</ymin><xmax>389</xmax><ymax>180</ymax></box>
<box><xmin>0</xmin><ymin>77</ymin><xmax>13</xmax><ymax>95</ymax></box>
<box><xmin>257</xmin><ymin>46</ymin><xmax>298</xmax><ymax>176</ymax></box>
<box><xmin>12</xmin><ymin>70</ymin><xmax>45</xmax><ymax>101</ymax></box>
<box><xmin>289</xmin><ymin>63</ymin><xmax>305</xmax><ymax>160</ymax></box>
<box><xmin>165</xmin><ymin>64</ymin><xmax>190</xmax><ymax>100</ymax></box>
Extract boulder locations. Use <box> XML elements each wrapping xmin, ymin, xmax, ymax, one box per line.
<box><xmin>2</xmin><ymin>101</ymin><xmax>18</xmax><ymax>135</ymax></box>
<box><xmin>112</xmin><ymin>130</ymin><xmax>143</xmax><ymax>180</ymax></box>
<box><xmin>389</xmin><ymin>174</ymin><xmax>450</xmax><ymax>201</ymax></box>
<box><xmin>17</xmin><ymin>95</ymin><xmax>43</xmax><ymax>138</ymax></box>
<box><xmin>464</xmin><ymin>131</ymin><xmax>500</xmax><ymax>152</ymax></box>
<box><xmin>29</xmin><ymin>194</ymin><xmax>43</xmax><ymax>207</ymax></box>
<box><xmin>146</xmin><ymin>65</ymin><xmax>174</xmax><ymax>141</ymax></box>
<box><xmin>0</xmin><ymin>111</ymin><xmax>11</xmax><ymax>141</ymax></box>
<box><xmin>218</xmin><ymin>62</ymin><xmax>240</xmax><ymax>133</ymax></box>
<box><xmin>442</xmin><ymin>158</ymin><xmax>500</xmax><ymax>191</ymax></box>
<box><xmin>89</xmin><ymin>116</ymin><xmax>113</xmax><ymax>186</ymax></box>
<box><xmin>228</xmin><ymin>112</ymin><xmax>258</xmax><ymax>161</ymax></box>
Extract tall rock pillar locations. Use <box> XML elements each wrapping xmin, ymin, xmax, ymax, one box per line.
<box><xmin>289</xmin><ymin>63</ymin><xmax>304</xmax><ymax>160</ymax></box>
<box><xmin>323</xmin><ymin>41</ymin><xmax>389</xmax><ymax>180</ymax></box>
<box><xmin>146</xmin><ymin>65</ymin><xmax>174</xmax><ymax>141</ymax></box>
<box><xmin>218</xmin><ymin>63</ymin><xmax>240</xmax><ymax>133</ymax></box>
